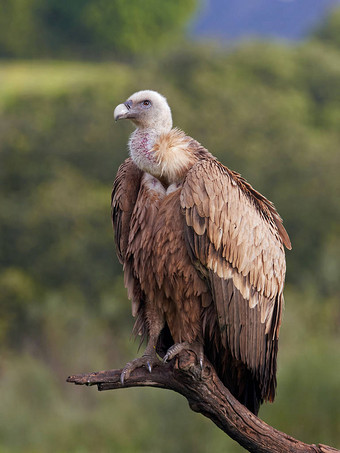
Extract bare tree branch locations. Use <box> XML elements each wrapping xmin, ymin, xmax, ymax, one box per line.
<box><xmin>67</xmin><ymin>352</ymin><xmax>339</xmax><ymax>453</ymax></box>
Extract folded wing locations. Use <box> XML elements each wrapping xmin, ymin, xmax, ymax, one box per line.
<box><xmin>181</xmin><ymin>158</ymin><xmax>290</xmax><ymax>402</ymax></box>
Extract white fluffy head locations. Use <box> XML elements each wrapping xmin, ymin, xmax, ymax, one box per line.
<box><xmin>114</xmin><ymin>90</ymin><xmax>173</xmax><ymax>133</ymax></box>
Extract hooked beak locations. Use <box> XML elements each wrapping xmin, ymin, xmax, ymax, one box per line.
<box><xmin>114</xmin><ymin>100</ymin><xmax>133</xmax><ymax>121</ymax></box>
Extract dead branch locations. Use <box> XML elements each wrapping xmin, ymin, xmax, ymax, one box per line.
<box><xmin>67</xmin><ymin>352</ymin><xmax>339</xmax><ymax>453</ymax></box>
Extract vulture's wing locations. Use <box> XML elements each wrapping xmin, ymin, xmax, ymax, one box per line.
<box><xmin>181</xmin><ymin>158</ymin><xmax>291</xmax><ymax>401</ymax></box>
<box><xmin>111</xmin><ymin>158</ymin><xmax>145</xmax><ymax>328</ymax></box>
<box><xmin>111</xmin><ymin>157</ymin><xmax>143</xmax><ymax>263</ymax></box>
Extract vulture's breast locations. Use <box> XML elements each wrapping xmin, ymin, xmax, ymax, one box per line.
<box><xmin>129</xmin><ymin>173</ymin><xmax>210</xmax><ymax>343</ymax></box>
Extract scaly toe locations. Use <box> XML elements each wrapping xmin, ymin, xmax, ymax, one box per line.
<box><xmin>163</xmin><ymin>343</ymin><xmax>187</xmax><ymax>363</ymax></box>
<box><xmin>120</xmin><ymin>353</ymin><xmax>160</xmax><ymax>385</ymax></box>
<box><xmin>163</xmin><ymin>342</ymin><xmax>204</xmax><ymax>368</ymax></box>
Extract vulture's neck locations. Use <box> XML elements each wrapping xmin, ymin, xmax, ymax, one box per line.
<box><xmin>129</xmin><ymin>127</ymin><xmax>197</xmax><ymax>186</ymax></box>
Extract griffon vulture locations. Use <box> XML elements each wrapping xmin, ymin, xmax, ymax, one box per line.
<box><xmin>112</xmin><ymin>90</ymin><xmax>291</xmax><ymax>415</ymax></box>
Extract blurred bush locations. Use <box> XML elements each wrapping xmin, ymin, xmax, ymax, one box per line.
<box><xmin>0</xmin><ymin>0</ymin><xmax>197</xmax><ymax>59</ymax></box>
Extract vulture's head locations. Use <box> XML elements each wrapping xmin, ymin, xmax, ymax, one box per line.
<box><xmin>114</xmin><ymin>90</ymin><xmax>173</xmax><ymax>133</ymax></box>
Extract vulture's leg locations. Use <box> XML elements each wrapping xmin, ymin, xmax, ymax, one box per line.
<box><xmin>120</xmin><ymin>307</ymin><xmax>164</xmax><ymax>385</ymax></box>
<box><xmin>163</xmin><ymin>341</ymin><xmax>204</xmax><ymax>370</ymax></box>
<box><xmin>120</xmin><ymin>337</ymin><xmax>161</xmax><ymax>384</ymax></box>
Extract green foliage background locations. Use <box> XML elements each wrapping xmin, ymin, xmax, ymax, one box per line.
<box><xmin>0</xmin><ymin>0</ymin><xmax>196</xmax><ymax>58</ymax></box>
<box><xmin>0</xmin><ymin>3</ymin><xmax>339</xmax><ymax>452</ymax></box>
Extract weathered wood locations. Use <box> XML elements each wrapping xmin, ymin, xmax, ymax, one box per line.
<box><xmin>67</xmin><ymin>353</ymin><xmax>339</xmax><ymax>453</ymax></box>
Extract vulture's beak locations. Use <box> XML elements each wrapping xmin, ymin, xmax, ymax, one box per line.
<box><xmin>114</xmin><ymin>100</ymin><xmax>133</xmax><ymax>121</ymax></box>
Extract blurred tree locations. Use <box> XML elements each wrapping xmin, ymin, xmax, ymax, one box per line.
<box><xmin>0</xmin><ymin>0</ymin><xmax>197</xmax><ymax>58</ymax></box>
<box><xmin>312</xmin><ymin>6</ymin><xmax>340</xmax><ymax>49</ymax></box>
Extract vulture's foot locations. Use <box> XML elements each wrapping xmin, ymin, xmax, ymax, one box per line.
<box><xmin>120</xmin><ymin>347</ymin><xmax>160</xmax><ymax>385</ymax></box>
<box><xmin>163</xmin><ymin>341</ymin><xmax>204</xmax><ymax>370</ymax></box>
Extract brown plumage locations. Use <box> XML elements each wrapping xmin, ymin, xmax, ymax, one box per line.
<box><xmin>112</xmin><ymin>90</ymin><xmax>291</xmax><ymax>415</ymax></box>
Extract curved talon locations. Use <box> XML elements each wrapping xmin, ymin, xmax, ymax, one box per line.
<box><xmin>120</xmin><ymin>368</ymin><xmax>129</xmax><ymax>385</ymax></box>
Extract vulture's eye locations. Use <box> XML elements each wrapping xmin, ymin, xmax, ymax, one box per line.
<box><xmin>142</xmin><ymin>100</ymin><xmax>151</xmax><ymax>107</ymax></box>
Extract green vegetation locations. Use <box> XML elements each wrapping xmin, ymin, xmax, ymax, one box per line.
<box><xmin>0</xmin><ymin>0</ymin><xmax>197</xmax><ymax>58</ymax></box>
<box><xmin>312</xmin><ymin>6</ymin><xmax>340</xmax><ymax>50</ymax></box>
<box><xmin>1</xmin><ymin>4</ymin><xmax>340</xmax><ymax>453</ymax></box>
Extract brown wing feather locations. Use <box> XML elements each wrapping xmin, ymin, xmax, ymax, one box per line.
<box><xmin>111</xmin><ymin>158</ymin><xmax>146</xmax><ymax>334</ymax></box>
<box><xmin>111</xmin><ymin>157</ymin><xmax>143</xmax><ymax>262</ymax></box>
<box><xmin>181</xmin><ymin>157</ymin><xmax>289</xmax><ymax>405</ymax></box>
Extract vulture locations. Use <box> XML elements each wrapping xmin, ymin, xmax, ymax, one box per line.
<box><xmin>112</xmin><ymin>90</ymin><xmax>291</xmax><ymax>415</ymax></box>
